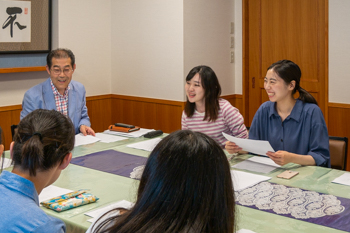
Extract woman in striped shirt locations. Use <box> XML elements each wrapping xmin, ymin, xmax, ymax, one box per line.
<box><xmin>181</xmin><ymin>65</ymin><xmax>248</xmax><ymax>147</ymax></box>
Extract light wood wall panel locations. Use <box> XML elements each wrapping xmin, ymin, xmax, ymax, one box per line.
<box><xmin>221</xmin><ymin>94</ymin><xmax>244</xmax><ymax>115</ymax></box>
<box><xmin>0</xmin><ymin>105</ymin><xmax>21</xmax><ymax>150</ymax></box>
<box><xmin>328</xmin><ymin>103</ymin><xmax>350</xmax><ymax>171</ymax></box>
<box><xmin>86</xmin><ymin>95</ymin><xmax>113</xmax><ymax>133</ymax></box>
<box><xmin>111</xmin><ymin>95</ymin><xmax>184</xmax><ymax>133</ymax></box>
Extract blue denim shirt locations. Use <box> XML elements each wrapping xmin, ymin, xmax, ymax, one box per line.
<box><xmin>249</xmin><ymin>100</ymin><xmax>330</xmax><ymax>167</ymax></box>
<box><xmin>0</xmin><ymin>171</ymin><xmax>66</xmax><ymax>233</ymax></box>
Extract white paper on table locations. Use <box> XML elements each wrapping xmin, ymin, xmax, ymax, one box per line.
<box><xmin>39</xmin><ymin>185</ymin><xmax>73</xmax><ymax>203</ymax></box>
<box><xmin>231</xmin><ymin>170</ymin><xmax>271</xmax><ymax>191</ymax></box>
<box><xmin>0</xmin><ymin>157</ymin><xmax>12</xmax><ymax>169</ymax></box>
<box><xmin>74</xmin><ymin>134</ymin><xmax>101</xmax><ymax>147</ymax></box>
<box><xmin>104</xmin><ymin>128</ymin><xmax>155</xmax><ymax>138</ymax></box>
<box><xmin>85</xmin><ymin>200</ymin><xmax>134</xmax><ymax>223</ymax></box>
<box><xmin>95</xmin><ymin>133</ymin><xmax>127</xmax><ymax>143</ymax></box>
<box><xmin>237</xmin><ymin>229</ymin><xmax>256</xmax><ymax>233</ymax></box>
<box><xmin>127</xmin><ymin>138</ymin><xmax>162</xmax><ymax>152</ymax></box>
<box><xmin>332</xmin><ymin>173</ymin><xmax>350</xmax><ymax>186</ymax></box>
<box><xmin>247</xmin><ymin>156</ymin><xmax>280</xmax><ymax>168</ymax></box>
<box><xmin>232</xmin><ymin>160</ymin><xmax>278</xmax><ymax>174</ymax></box>
<box><xmin>223</xmin><ymin>132</ymin><xmax>275</xmax><ymax>156</ymax></box>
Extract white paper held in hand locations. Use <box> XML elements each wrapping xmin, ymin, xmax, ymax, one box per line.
<box><xmin>222</xmin><ymin>132</ymin><xmax>275</xmax><ymax>156</ymax></box>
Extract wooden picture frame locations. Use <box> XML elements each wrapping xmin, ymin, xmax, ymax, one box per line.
<box><xmin>0</xmin><ymin>0</ymin><xmax>51</xmax><ymax>54</ymax></box>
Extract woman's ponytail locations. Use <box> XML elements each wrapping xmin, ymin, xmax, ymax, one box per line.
<box><xmin>298</xmin><ymin>87</ymin><xmax>318</xmax><ymax>105</ymax></box>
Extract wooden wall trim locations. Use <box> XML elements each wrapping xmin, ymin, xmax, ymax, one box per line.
<box><xmin>328</xmin><ymin>102</ymin><xmax>350</xmax><ymax>109</ymax></box>
<box><xmin>0</xmin><ymin>104</ymin><xmax>22</xmax><ymax>112</ymax></box>
<box><xmin>112</xmin><ymin>94</ymin><xmax>185</xmax><ymax>107</ymax></box>
<box><xmin>222</xmin><ymin>94</ymin><xmax>243</xmax><ymax>99</ymax></box>
<box><xmin>0</xmin><ymin>66</ymin><xmax>46</xmax><ymax>73</ymax></box>
<box><xmin>86</xmin><ymin>94</ymin><xmax>113</xmax><ymax>101</ymax></box>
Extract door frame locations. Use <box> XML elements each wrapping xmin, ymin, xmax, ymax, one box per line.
<box><xmin>242</xmin><ymin>0</ymin><xmax>329</xmax><ymax>127</ymax></box>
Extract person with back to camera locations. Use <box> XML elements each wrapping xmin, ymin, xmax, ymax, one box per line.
<box><xmin>182</xmin><ymin>65</ymin><xmax>248</xmax><ymax>148</ymax></box>
<box><xmin>0</xmin><ymin>109</ymin><xmax>75</xmax><ymax>233</ymax></box>
<box><xmin>20</xmin><ymin>48</ymin><xmax>95</xmax><ymax>136</ymax></box>
<box><xmin>87</xmin><ymin>130</ymin><xmax>235</xmax><ymax>233</ymax></box>
<box><xmin>226</xmin><ymin>60</ymin><xmax>330</xmax><ymax>167</ymax></box>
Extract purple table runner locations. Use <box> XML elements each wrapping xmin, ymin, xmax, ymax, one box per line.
<box><xmin>235</xmin><ymin>182</ymin><xmax>350</xmax><ymax>232</ymax></box>
<box><xmin>70</xmin><ymin>150</ymin><xmax>147</xmax><ymax>179</ymax></box>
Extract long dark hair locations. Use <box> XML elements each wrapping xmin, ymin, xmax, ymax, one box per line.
<box><xmin>184</xmin><ymin>65</ymin><xmax>222</xmax><ymax>122</ymax></box>
<box><xmin>94</xmin><ymin>130</ymin><xmax>235</xmax><ymax>233</ymax></box>
<box><xmin>268</xmin><ymin>60</ymin><xmax>318</xmax><ymax>105</ymax></box>
<box><xmin>12</xmin><ymin>109</ymin><xmax>75</xmax><ymax>176</ymax></box>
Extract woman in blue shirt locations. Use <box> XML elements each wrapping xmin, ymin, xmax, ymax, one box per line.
<box><xmin>0</xmin><ymin>109</ymin><xmax>75</xmax><ymax>232</ymax></box>
<box><xmin>226</xmin><ymin>60</ymin><xmax>330</xmax><ymax>167</ymax></box>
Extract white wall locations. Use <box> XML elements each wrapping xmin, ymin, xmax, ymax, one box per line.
<box><xmin>56</xmin><ymin>0</ymin><xmax>112</xmax><ymax>96</ymax></box>
<box><xmin>2</xmin><ymin>1</ymin><xmax>347</xmax><ymax>107</ymax></box>
<box><xmin>234</xmin><ymin>0</ymin><xmax>243</xmax><ymax>94</ymax></box>
<box><xmin>0</xmin><ymin>0</ymin><xmax>112</xmax><ymax>107</ymax></box>
<box><xmin>184</xmin><ymin>0</ymin><xmax>235</xmax><ymax>97</ymax></box>
<box><xmin>111</xmin><ymin>0</ymin><xmax>184</xmax><ymax>101</ymax></box>
<box><xmin>329</xmin><ymin>0</ymin><xmax>350</xmax><ymax>104</ymax></box>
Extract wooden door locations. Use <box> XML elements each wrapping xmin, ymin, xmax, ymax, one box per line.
<box><xmin>243</xmin><ymin>0</ymin><xmax>328</xmax><ymax>126</ymax></box>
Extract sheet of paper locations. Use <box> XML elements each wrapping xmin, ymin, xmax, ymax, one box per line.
<box><xmin>104</xmin><ymin>128</ymin><xmax>155</xmax><ymax>138</ymax></box>
<box><xmin>95</xmin><ymin>133</ymin><xmax>127</xmax><ymax>143</ymax></box>
<box><xmin>223</xmin><ymin>132</ymin><xmax>275</xmax><ymax>156</ymax></box>
<box><xmin>231</xmin><ymin>170</ymin><xmax>271</xmax><ymax>191</ymax></box>
<box><xmin>39</xmin><ymin>185</ymin><xmax>72</xmax><ymax>203</ymax></box>
<box><xmin>248</xmin><ymin>156</ymin><xmax>280</xmax><ymax>168</ymax></box>
<box><xmin>332</xmin><ymin>173</ymin><xmax>350</xmax><ymax>186</ymax></box>
<box><xmin>237</xmin><ymin>229</ymin><xmax>256</xmax><ymax>233</ymax></box>
<box><xmin>74</xmin><ymin>134</ymin><xmax>101</xmax><ymax>147</ymax></box>
<box><xmin>126</xmin><ymin>138</ymin><xmax>162</xmax><ymax>152</ymax></box>
<box><xmin>232</xmin><ymin>160</ymin><xmax>278</xmax><ymax>174</ymax></box>
<box><xmin>85</xmin><ymin>200</ymin><xmax>134</xmax><ymax>223</ymax></box>
<box><xmin>0</xmin><ymin>157</ymin><xmax>12</xmax><ymax>169</ymax></box>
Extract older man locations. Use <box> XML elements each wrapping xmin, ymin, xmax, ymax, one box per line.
<box><xmin>21</xmin><ymin>48</ymin><xmax>95</xmax><ymax>136</ymax></box>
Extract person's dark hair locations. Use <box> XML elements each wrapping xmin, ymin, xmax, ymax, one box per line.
<box><xmin>93</xmin><ymin>130</ymin><xmax>235</xmax><ymax>233</ymax></box>
<box><xmin>12</xmin><ymin>109</ymin><xmax>75</xmax><ymax>176</ymax></box>
<box><xmin>268</xmin><ymin>60</ymin><xmax>318</xmax><ymax>105</ymax></box>
<box><xmin>47</xmin><ymin>48</ymin><xmax>75</xmax><ymax>69</ymax></box>
<box><xmin>184</xmin><ymin>65</ymin><xmax>222</xmax><ymax>122</ymax></box>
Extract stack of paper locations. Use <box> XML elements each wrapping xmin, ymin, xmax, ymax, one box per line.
<box><xmin>95</xmin><ymin>133</ymin><xmax>127</xmax><ymax>143</ymax></box>
<box><xmin>85</xmin><ymin>200</ymin><xmax>134</xmax><ymax>223</ymax></box>
<box><xmin>104</xmin><ymin>128</ymin><xmax>155</xmax><ymax>138</ymax></box>
<box><xmin>0</xmin><ymin>157</ymin><xmax>12</xmax><ymax>169</ymax></box>
<box><xmin>231</xmin><ymin>170</ymin><xmax>271</xmax><ymax>191</ymax></box>
<box><xmin>332</xmin><ymin>173</ymin><xmax>350</xmax><ymax>186</ymax></box>
<box><xmin>74</xmin><ymin>134</ymin><xmax>101</xmax><ymax>147</ymax></box>
<box><xmin>126</xmin><ymin>138</ymin><xmax>162</xmax><ymax>152</ymax></box>
<box><xmin>39</xmin><ymin>185</ymin><xmax>73</xmax><ymax>203</ymax></box>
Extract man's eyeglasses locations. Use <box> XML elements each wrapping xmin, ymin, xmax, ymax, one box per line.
<box><xmin>51</xmin><ymin>68</ymin><xmax>73</xmax><ymax>75</ymax></box>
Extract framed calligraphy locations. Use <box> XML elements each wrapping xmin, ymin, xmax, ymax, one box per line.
<box><xmin>0</xmin><ymin>0</ymin><xmax>51</xmax><ymax>54</ymax></box>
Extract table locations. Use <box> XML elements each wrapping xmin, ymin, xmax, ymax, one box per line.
<box><xmin>4</xmin><ymin>136</ymin><xmax>350</xmax><ymax>233</ymax></box>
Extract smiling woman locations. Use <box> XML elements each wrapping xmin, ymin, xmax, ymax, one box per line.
<box><xmin>227</xmin><ymin>60</ymin><xmax>330</xmax><ymax>167</ymax></box>
<box><xmin>181</xmin><ymin>65</ymin><xmax>248</xmax><ymax>148</ymax></box>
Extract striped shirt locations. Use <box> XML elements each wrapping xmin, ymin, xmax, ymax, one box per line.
<box><xmin>50</xmin><ymin>79</ymin><xmax>70</xmax><ymax>117</ymax></box>
<box><xmin>181</xmin><ymin>98</ymin><xmax>248</xmax><ymax>147</ymax></box>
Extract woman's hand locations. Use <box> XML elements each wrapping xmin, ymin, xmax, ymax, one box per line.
<box><xmin>266</xmin><ymin>150</ymin><xmax>293</xmax><ymax>166</ymax></box>
<box><xmin>266</xmin><ymin>150</ymin><xmax>316</xmax><ymax>166</ymax></box>
<box><xmin>225</xmin><ymin>141</ymin><xmax>242</xmax><ymax>154</ymax></box>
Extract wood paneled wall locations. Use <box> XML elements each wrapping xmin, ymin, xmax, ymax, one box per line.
<box><xmin>2</xmin><ymin>95</ymin><xmax>349</xmax><ymax>171</ymax></box>
<box><xmin>111</xmin><ymin>95</ymin><xmax>185</xmax><ymax>134</ymax></box>
<box><xmin>0</xmin><ymin>105</ymin><xmax>21</xmax><ymax>150</ymax></box>
<box><xmin>328</xmin><ymin>103</ymin><xmax>350</xmax><ymax>170</ymax></box>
